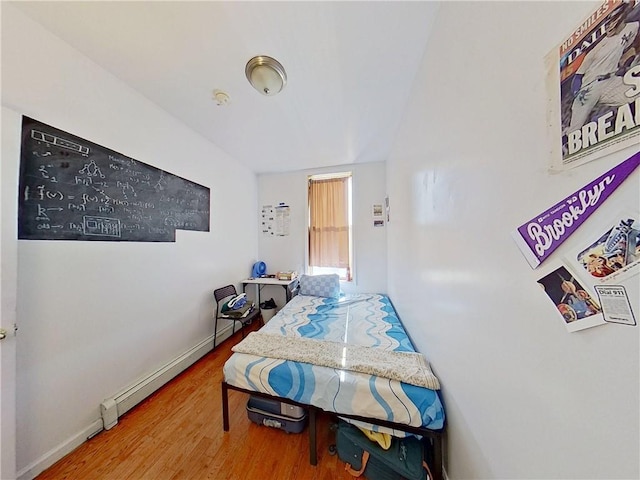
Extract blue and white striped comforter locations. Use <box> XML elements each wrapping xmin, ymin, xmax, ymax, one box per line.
<box><xmin>223</xmin><ymin>293</ymin><xmax>445</xmax><ymax>432</ymax></box>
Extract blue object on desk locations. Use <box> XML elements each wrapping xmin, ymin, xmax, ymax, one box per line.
<box><xmin>252</xmin><ymin>261</ymin><xmax>266</xmax><ymax>278</ymax></box>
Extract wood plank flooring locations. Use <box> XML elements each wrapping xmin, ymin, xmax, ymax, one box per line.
<box><xmin>36</xmin><ymin>322</ymin><xmax>355</xmax><ymax>479</ymax></box>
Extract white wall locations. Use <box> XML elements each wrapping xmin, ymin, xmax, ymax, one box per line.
<box><xmin>257</xmin><ymin>162</ymin><xmax>387</xmax><ymax>306</ymax></box>
<box><xmin>387</xmin><ymin>2</ymin><xmax>639</xmax><ymax>479</ymax></box>
<box><xmin>1</xmin><ymin>5</ymin><xmax>258</xmax><ymax>477</ymax></box>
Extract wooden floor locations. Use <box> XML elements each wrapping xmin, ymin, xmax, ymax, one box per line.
<box><xmin>37</xmin><ymin>321</ymin><xmax>355</xmax><ymax>480</ymax></box>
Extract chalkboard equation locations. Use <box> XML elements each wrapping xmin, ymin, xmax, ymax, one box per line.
<box><xmin>18</xmin><ymin>117</ymin><xmax>210</xmax><ymax>242</ymax></box>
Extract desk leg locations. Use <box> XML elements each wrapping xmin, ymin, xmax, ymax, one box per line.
<box><xmin>244</xmin><ymin>283</ymin><xmax>261</xmax><ymax>308</ymax></box>
<box><xmin>283</xmin><ymin>285</ymin><xmax>291</xmax><ymax>303</ymax></box>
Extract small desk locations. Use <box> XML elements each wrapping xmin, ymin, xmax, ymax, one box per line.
<box><xmin>242</xmin><ymin>277</ymin><xmax>299</xmax><ymax>306</ymax></box>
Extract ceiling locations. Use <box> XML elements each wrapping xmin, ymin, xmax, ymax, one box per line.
<box><xmin>11</xmin><ymin>1</ymin><xmax>440</xmax><ymax>174</ymax></box>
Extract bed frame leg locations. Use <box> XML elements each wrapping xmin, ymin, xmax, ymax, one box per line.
<box><xmin>309</xmin><ymin>407</ymin><xmax>317</xmax><ymax>465</ymax></box>
<box><xmin>433</xmin><ymin>434</ymin><xmax>443</xmax><ymax>480</ymax></box>
<box><xmin>222</xmin><ymin>381</ymin><xmax>230</xmax><ymax>431</ymax></box>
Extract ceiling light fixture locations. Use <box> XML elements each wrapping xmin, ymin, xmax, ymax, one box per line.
<box><xmin>245</xmin><ymin>55</ymin><xmax>287</xmax><ymax>96</ymax></box>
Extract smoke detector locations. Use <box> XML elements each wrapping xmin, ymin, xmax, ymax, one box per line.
<box><xmin>213</xmin><ymin>89</ymin><xmax>230</xmax><ymax>106</ymax></box>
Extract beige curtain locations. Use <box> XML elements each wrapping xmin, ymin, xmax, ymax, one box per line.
<box><xmin>308</xmin><ymin>177</ymin><xmax>350</xmax><ymax>269</ymax></box>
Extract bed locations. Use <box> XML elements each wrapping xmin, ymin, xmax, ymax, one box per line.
<box><xmin>221</xmin><ymin>284</ymin><xmax>446</xmax><ymax>479</ymax></box>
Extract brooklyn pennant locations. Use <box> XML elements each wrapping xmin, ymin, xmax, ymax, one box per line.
<box><xmin>512</xmin><ymin>151</ymin><xmax>640</xmax><ymax>268</ymax></box>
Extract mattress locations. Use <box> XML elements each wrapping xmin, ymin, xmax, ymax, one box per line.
<box><xmin>223</xmin><ymin>293</ymin><xmax>445</xmax><ymax>433</ymax></box>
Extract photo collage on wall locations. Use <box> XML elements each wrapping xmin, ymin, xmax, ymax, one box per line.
<box><xmin>571</xmin><ymin>212</ymin><xmax>640</xmax><ymax>283</ymax></box>
<box><xmin>537</xmin><ymin>266</ymin><xmax>604</xmax><ymax>333</ymax></box>
<box><xmin>536</xmin><ymin>210</ymin><xmax>639</xmax><ymax>332</ymax></box>
<box><xmin>514</xmin><ymin>0</ymin><xmax>640</xmax><ymax>333</ymax></box>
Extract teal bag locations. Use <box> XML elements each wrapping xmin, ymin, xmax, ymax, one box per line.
<box><xmin>336</xmin><ymin>420</ymin><xmax>433</xmax><ymax>480</ymax></box>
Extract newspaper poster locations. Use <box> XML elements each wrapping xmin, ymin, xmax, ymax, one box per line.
<box><xmin>512</xmin><ymin>151</ymin><xmax>639</xmax><ymax>268</ymax></box>
<box><xmin>537</xmin><ymin>265</ymin><xmax>605</xmax><ymax>332</ymax></box>
<box><xmin>274</xmin><ymin>204</ymin><xmax>290</xmax><ymax>236</ymax></box>
<box><xmin>545</xmin><ymin>0</ymin><xmax>640</xmax><ymax>171</ymax></box>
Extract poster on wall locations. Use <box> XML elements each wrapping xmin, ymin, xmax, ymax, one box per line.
<box><xmin>373</xmin><ymin>204</ymin><xmax>385</xmax><ymax>227</ymax></box>
<box><xmin>537</xmin><ymin>265</ymin><xmax>605</xmax><ymax>332</ymax></box>
<box><xmin>261</xmin><ymin>205</ymin><xmax>275</xmax><ymax>236</ymax></box>
<box><xmin>511</xmin><ymin>151</ymin><xmax>639</xmax><ymax>268</ymax></box>
<box><xmin>594</xmin><ymin>285</ymin><xmax>637</xmax><ymax>324</ymax></box>
<box><xmin>545</xmin><ymin>0</ymin><xmax>640</xmax><ymax>172</ymax></box>
<box><xmin>261</xmin><ymin>203</ymin><xmax>290</xmax><ymax>236</ymax></box>
<box><xmin>564</xmin><ymin>210</ymin><xmax>640</xmax><ymax>283</ymax></box>
<box><xmin>534</xmin><ymin>210</ymin><xmax>639</xmax><ymax>332</ymax></box>
<box><xmin>275</xmin><ymin>203</ymin><xmax>290</xmax><ymax>236</ymax></box>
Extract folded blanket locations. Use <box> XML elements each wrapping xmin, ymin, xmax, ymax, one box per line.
<box><xmin>232</xmin><ymin>332</ymin><xmax>440</xmax><ymax>390</ymax></box>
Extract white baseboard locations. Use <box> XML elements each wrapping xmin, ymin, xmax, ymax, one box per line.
<box><xmin>17</xmin><ymin>324</ymin><xmax>235</xmax><ymax>480</ymax></box>
<box><xmin>17</xmin><ymin>419</ymin><xmax>103</xmax><ymax>480</ymax></box>
<box><xmin>102</xmin><ymin>325</ymin><xmax>233</xmax><ymax>426</ymax></box>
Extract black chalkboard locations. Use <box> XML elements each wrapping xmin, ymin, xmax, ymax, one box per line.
<box><xmin>18</xmin><ymin>116</ymin><xmax>210</xmax><ymax>242</ymax></box>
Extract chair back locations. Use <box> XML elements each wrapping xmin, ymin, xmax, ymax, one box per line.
<box><xmin>214</xmin><ymin>284</ymin><xmax>238</xmax><ymax>316</ymax></box>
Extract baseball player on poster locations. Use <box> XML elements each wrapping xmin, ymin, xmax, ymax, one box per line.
<box><xmin>547</xmin><ymin>0</ymin><xmax>640</xmax><ymax>171</ymax></box>
<box><xmin>564</xmin><ymin>3</ymin><xmax>639</xmax><ymax>135</ymax></box>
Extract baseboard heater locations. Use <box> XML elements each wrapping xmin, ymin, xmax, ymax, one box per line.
<box><xmin>100</xmin><ymin>324</ymin><xmax>233</xmax><ymax>429</ymax></box>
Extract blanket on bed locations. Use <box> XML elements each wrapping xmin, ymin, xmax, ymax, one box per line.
<box><xmin>232</xmin><ymin>331</ymin><xmax>440</xmax><ymax>390</ymax></box>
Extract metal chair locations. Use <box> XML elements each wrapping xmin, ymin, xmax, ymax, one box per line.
<box><xmin>213</xmin><ymin>284</ymin><xmax>260</xmax><ymax>348</ymax></box>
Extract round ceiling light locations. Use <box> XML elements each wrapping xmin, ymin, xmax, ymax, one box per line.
<box><xmin>245</xmin><ymin>55</ymin><xmax>287</xmax><ymax>96</ymax></box>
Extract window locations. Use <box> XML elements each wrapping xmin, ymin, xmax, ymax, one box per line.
<box><xmin>307</xmin><ymin>172</ymin><xmax>353</xmax><ymax>281</ymax></box>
